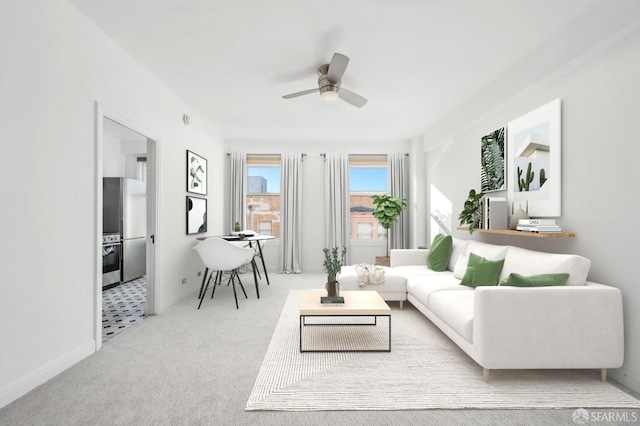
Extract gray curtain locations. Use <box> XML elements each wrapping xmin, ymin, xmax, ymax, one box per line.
<box><xmin>229</xmin><ymin>152</ymin><xmax>246</xmax><ymax>232</ymax></box>
<box><xmin>280</xmin><ymin>153</ymin><xmax>302</xmax><ymax>273</ymax></box>
<box><xmin>324</xmin><ymin>153</ymin><xmax>350</xmax><ymax>262</ymax></box>
<box><xmin>388</xmin><ymin>152</ymin><xmax>409</xmax><ymax>250</ymax></box>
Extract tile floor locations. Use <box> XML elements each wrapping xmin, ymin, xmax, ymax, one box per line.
<box><xmin>102</xmin><ymin>277</ymin><xmax>146</xmax><ymax>342</ymax></box>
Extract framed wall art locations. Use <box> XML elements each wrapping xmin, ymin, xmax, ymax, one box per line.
<box><xmin>480</xmin><ymin>126</ymin><xmax>506</xmax><ymax>193</ymax></box>
<box><xmin>187</xmin><ymin>150</ymin><xmax>207</xmax><ymax>195</ymax></box>
<box><xmin>507</xmin><ymin>99</ymin><xmax>561</xmax><ymax>217</ymax></box>
<box><xmin>186</xmin><ymin>196</ymin><xmax>207</xmax><ymax>235</ymax></box>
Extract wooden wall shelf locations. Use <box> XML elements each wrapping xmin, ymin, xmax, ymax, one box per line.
<box><xmin>456</xmin><ymin>227</ymin><xmax>575</xmax><ymax>238</ymax></box>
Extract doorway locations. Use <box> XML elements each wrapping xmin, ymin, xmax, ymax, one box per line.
<box><xmin>95</xmin><ymin>103</ymin><xmax>159</xmax><ymax>350</ymax></box>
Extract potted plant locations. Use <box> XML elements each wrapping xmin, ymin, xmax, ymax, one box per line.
<box><xmin>371</xmin><ymin>194</ymin><xmax>408</xmax><ymax>257</ymax></box>
<box><xmin>458</xmin><ymin>189</ymin><xmax>485</xmax><ymax>234</ymax></box>
<box><xmin>323</xmin><ymin>246</ymin><xmax>347</xmax><ymax>297</ymax></box>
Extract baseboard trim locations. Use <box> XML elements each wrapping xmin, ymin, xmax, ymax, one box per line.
<box><xmin>609</xmin><ymin>366</ymin><xmax>640</xmax><ymax>396</ymax></box>
<box><xmin>0</xmin><ymin>340</ymin><xmax>96</xmax><ymax>409</ymax></box>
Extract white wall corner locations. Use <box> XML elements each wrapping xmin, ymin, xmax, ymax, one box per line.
<box><xmin>0</xmin><ymin>341</ymin><xmax>95</xmax><ymax>409</ymax></box>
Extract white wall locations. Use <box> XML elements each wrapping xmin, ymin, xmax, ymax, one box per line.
<box><xmin>423</xmin><ymin>26</ymin><xmax>640</xmax><ymax>393</ymax></box>
<box><xmin>0</xmin><ymin>0</ymin><xmax>225</xmax><ymax>407</ymax></box>
<box><xmin>224</xmin><ymin>139</ymin><xmax>413</xmax><ymax>273</ymax></box>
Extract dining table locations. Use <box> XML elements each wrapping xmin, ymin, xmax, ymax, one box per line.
<box><xmin>196</xmin><ymin>233</ymin><xmax>275</xmax><ymax>299</ymax></box>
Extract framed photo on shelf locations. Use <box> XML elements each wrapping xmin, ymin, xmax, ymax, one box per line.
<box><xmin>507</xmin><ymin>99</ymin><xmax>561</xmax><ymax>217</ymax></box>
<box><xmin>186</xmin><ymin>196</ymin><xmax>207</xmax><ymax>235</ymax></box>
<box><xmin>186</xmin><ymin>150</ymin><xmax>207</xmax><ymax>195</ymax></box>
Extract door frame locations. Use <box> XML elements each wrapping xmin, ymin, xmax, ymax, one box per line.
<box><xmin>94</xmin><ymin>101</ymin><xmax>161</xmax><ymax>351</ymax></box>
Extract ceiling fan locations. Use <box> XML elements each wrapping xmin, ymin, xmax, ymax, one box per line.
<box><xmin>282</xmin><ymin>53</ymin><xmax>368</xmax><ymax>108</ymax></box>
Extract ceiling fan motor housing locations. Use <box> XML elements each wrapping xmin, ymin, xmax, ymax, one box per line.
<box><xmin>317</xmin><ymin>64</ymin><xmax>340</xmax><ymax>100</ymax></box>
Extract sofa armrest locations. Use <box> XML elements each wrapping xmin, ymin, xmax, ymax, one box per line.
<box><xmin>473</xmin><ymin>282</ymin><xmax>624</xmax><ymax>369</ymax></box>
<box><xmin>390</xmin><ymin>249</ymin><xmax>429</xmax><ymax>267</ymax></box>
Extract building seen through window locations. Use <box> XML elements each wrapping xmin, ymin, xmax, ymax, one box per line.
<box><xmin>244</xmin><ymin>154</ymin><xmax>387</xmax><ymax>239</ymax></box>
<box><xmin>349</xmin><ymin>155</ymin><xmax>388</xmax><ymax>239</ymax></box>
<box><xmin>246</xmin><ymin>156</ymin><xmax>281</xmax><ymax>237</ymax></box>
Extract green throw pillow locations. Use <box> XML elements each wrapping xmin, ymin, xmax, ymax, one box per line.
<box><xmin>426</xmin><ymin>234</ymin><xmax>453</xmax><ymax>271</ymax></box>
<box><xmin>460</xmin><ymin>252</ymin><xmax>505</xmax><ymax>287</ymax></box>
<box><xmin>499</xmin><ymin>273</ymin><xmax>570</xmax><ymax>287</ymax></box>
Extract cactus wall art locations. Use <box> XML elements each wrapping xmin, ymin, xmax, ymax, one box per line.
<box><xmin>506</xmin><ymin>99</ymin><xmax>561</xmax><ymax>217</ymax></box>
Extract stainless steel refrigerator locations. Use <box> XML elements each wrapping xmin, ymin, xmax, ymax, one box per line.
<box><xmin>103</xmin><ymin>177</ymin><xmax>146</xmax><ymax>284</ymax></box>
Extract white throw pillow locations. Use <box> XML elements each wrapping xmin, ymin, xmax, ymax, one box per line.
<box><xmin>453</xmin><ymin>253</ymin><xmax>469</xmax><ymax>279</ymax></box>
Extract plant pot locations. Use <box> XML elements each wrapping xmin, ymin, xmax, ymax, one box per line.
<box><xmin>326</xmin><ymin>279</ymin><xmax>340</xmax><ymax>297</ymax></box>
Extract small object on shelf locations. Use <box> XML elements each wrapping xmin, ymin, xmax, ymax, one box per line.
<box><xmin>518</xmin><ymin>218</ymin><xmax>557</xmax><ymax>226</ymax></box>
<box><xmin>483</xmin><ymin>197</ymin><xmax>507</xmax><ymax>230</ymax></box>
<box><xmin>509</xmin><ymin>202</ymin><xmax>529</xmax><ymax>230</ymax></box>
<box><xmin>321</xmin><ymin>296</ymin><xmax>344</xmax><ymax>304</ymax></box>
<box><xmin>456</xmin><ymin>227</ymin><xmax>575</xmax><ymax>238</ymax></box>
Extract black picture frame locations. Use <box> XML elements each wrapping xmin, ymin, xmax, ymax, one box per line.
<box><xmin>186</xmin><ymin>150</ymin><xmax>207</xmax><ymax>195</ymax></box>
<box><xmin>186</xmin><ymin>196</ymin><xmax>207</xmax><ymax>235</ymax></box>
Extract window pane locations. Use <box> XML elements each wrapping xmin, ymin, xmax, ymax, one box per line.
<box><xmin>247</xmin><ymin>167</ymin><xmax>280</xmax><ymax>194</ymax></box>
<box><xmin>258</xmin><ymin>221</ymin><xmax>272</xmax><ymax>236</ymax></box>
<box><xmin>357</xmin><ymin>223</ymin><xmax>373</xmax><ymax>239</ymax></box>
<box><xmin>350</xmin><ymin>167</ymin><xmax>387</xmax><ymax>192</ymax></box>
<box><xmin>246</xmin><ymin>160</ymin><xmax>281</xmax><ymax>238</ymax></box>
<box><xmin>349</xmin><ymin>161</ymin><xmax>387</xmax><ymax>240</ymax></box>
<box><xmin>377</xmin><ymin>223</ymin><xmax>387</xmax><ymax>240</ymax></box>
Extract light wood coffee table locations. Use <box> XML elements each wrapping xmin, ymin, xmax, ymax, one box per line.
<box><xmin>299</xmin><ymin>290</ymin><xmax>391</xmax><ymax>353</ymax></box>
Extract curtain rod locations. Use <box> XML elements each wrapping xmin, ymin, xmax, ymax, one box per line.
<box><xmin>320</xmin><ymin>153</ymin><xmax>408</xmax><ymax>157</ymax></box>
<box><xmin>226</xmin><ymin>153</ymin><xmax>306</xmax><ymax>157</ymax></box>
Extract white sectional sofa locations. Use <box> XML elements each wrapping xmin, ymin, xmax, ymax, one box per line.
<box><xmin>388</xmin><ymin>238</ymin><xmax>624</xmax><ymax>382</ymax></box>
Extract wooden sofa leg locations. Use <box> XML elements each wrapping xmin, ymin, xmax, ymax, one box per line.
<box><xmin>601</xmin><ymin>368</ymin><xmax>607</xmax><ymax>382</ymax></box>
<box><xmin>399</xmin><ymin>301</ymin><xmax>404</xmax><ymax>310</ymax></box>
<box><xmin>483</xmin><ymin>368</ymin><xmax>490</xmax><ymax>383</ymax></box>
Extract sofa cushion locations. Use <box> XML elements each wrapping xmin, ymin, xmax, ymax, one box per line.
<box><xmin>447</xmin><ymin>238</ymin><xmax>470</xmax><ymax>272</ymax></box>
<box><xmin>460</xmin><ymin>253</ymin><xmax>505</xmax><ymax>287</ymax></box>
<box><xmin>394</xmin><ymin>265</ymin><xmax>449</xmax><ymax>279</ymax></box>
<box><xmin>499</xmin><ymin>246</ymin><xmax>592</xmax><ymax>286</ymax></box>
<box><xmin>428</xmin><ymin>290</ymin><xmax>475</xmax><ymax>343</ymax></box>
<box><xmin>453</xmin><ymin>253</ymin><xmax>469</xmax><ymax>279</ymax></box>
<box><xmin>426</xmin><ymin>234</ymin><xmax>453</xmax><ymax>271</ymax></box>
<box><xmin>499</xmin><ymin>272</ymin><xmax>569</xmax><ymax>287</ymax></box>
<box><xmin>465</xmin><ymin>240</ymin><xmax>509</xmax><ymax>261</ymax></box>
<box><xmin>406</xmin><ymin>274</ymin><xmax>469</xmax><ymax>306</ymax></box>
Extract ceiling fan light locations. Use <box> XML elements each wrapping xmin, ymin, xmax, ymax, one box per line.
<box><xmin>321</xmin><ymin>90</ymin><xmax>339</xmax><ymax>102</ymax></box>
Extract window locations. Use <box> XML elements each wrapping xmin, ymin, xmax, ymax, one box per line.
<box><xmin>246</xmin><ymin>155</ymin><xmax>280</xmax><ymax>237</ymax></box>
<box><xmin>357</xmin><ymin>222</ymin><xmax>373</xmax><ymax>239</ymax></box>
<box><xmin>258</xmin><ymin>221</ymin><xmax>272</xmax><ymax>235</ymax></box>
<box><xmin>349</xmin><ymin>155</ymin><xmax>388</xmax><ymax>240</ymax></box>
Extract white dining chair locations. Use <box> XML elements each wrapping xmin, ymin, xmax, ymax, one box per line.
<box><xmin>193</xmin><ymin>238</ymin><xmax>258</xmax><ymax>309</ymax></box>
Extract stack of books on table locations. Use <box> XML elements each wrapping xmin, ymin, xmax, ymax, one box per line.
<box><xmin>517</xmin><ymin>219</ymin><xmax>562</xmax><ymax>233</ymax></box>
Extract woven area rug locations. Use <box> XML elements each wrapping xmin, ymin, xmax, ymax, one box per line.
<box><xmin>246</xmin><ymin>290</ymin><xmax>640</xmax><ymax>411</ymax></box>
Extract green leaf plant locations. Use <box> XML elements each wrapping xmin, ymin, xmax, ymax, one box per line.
<box><xmin>458</xmin><ymin>189</ymin><xmax>485</xmax><ymax>234</ymax></box>
<box><xmin>323</xmin><ymin>246</ymin><xmax>347</xmax><ymax>282</ymax></box>
<box><xmin>371</xmin><ymin>194</ymin><xmax>408</xmax><ymax>257</ymax></box>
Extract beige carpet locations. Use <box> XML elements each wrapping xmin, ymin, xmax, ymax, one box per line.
<box><xmin>246</xmin><ymin>290</ymin><xmax>640</xmax><ymax>411</ymax></box>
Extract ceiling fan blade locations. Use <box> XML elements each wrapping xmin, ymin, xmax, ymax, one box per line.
<box><xmin>282</xmin><ymin>88</ymin><xmax>319</xmax><ymax>99</ymax></box>
<box><xmin>338</xmin><ymin>88</ymin><xmax>367</xmax><ymax>108</ymax></box>
<box><xmin>326</xmin><ymin>53</ymin><xmax>349</xmax><ymax>82</ymax></box>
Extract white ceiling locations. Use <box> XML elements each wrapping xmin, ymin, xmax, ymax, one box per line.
<box><xmin>70</xmin><ymin>0</ymin><xmax>638</xmax><ymax>142</ymax></box>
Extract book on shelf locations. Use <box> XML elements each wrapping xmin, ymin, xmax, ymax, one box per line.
<box><xmin>517</xmin><ymin>225</ymin><xmax>563</xmax><ymax>233</ymax></box>
<box><xmin>518</xmin><ymin>218</ymin><xmax>557</xmax><ymax>226</ymax></box>
<box><xmin>482</xmin><ymin>197</ymin><xmax>507</xmax><ymax>230</ymax></box>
